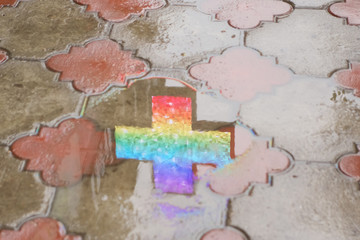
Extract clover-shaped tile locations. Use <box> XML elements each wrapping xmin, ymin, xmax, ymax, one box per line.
<box><xmin>196</xmin><ymin>125</ymin><xmax>291</xmax><ymax>196</ymax></box>
<box><xmin>334</xmin><ymin>62</ymin><xmax>360</xmax><ymax>97</ymax></box>
<box><xmin>189</xmin><ymin>47</ymin><xmax>292</xmax><ymax>102</ymax></box>
<box><xmin>111</xmin><ymin>5</ymin><xmax>239</xmax><ymax>69</ymax></box>
<box><xmin>197</xmin><ymin>0</ymin><xmax>293</xmax><ymax>29</ymax></box>
<box><xmin>240</xmin><ymin>75</ymin><xmax>360</xmax><ymax>162</ymax></box>
<box><xmin>74</xmin><ymin>0</ymin><xmax>166</xmax><ymax>22</ymax></box>
<box><xmin>329</xmin><ymin>0</ymin><xmax>360</xmax><ymax>25</ymax></box>
<box><xmin>0</xmin><ymin>50</ymin><xmax>8</xmax><ymax>65</ymax></box>
<box><xmin>11</xmin><ymin>118</ymin><xmax>117</xmax><ymax>187</ymax></box>
<box><xmin>46</xmin><ymin>39</ymin><xmax>149</xmax><ymax>94</ymax></box>
<box><xmin>0</xmin><ymin>0</ymin><xmax>22</xmax><ymax>8</ymax></box>
<box><xmin>229</xmin><ymin>164</ymin><xmax>360</xmax><ymax>240</ymax></box>
<box><xmin>338</xmin><ymin>147</ymin><xmax>360</xmax><ymax>180</ymax></box>
<box><xmin>246</xmin><ymin>9</ymin><xmax>360</xmax><ymax>77</ymax></box>
<box><xmin>0</xmin><ymin>218</ymin><xmax>81</xmax><ymax>240</ymax></box>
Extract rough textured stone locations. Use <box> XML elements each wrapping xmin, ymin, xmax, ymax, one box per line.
<box><xmin>0</xmin><ymin>0</ymin><xmax>104</xmax><ymax>59</ymax></box>
<box><xmin>111</xmin><ymin>5</ymin><xmax>239</xmax><ymax>69</ymax></box>
<box><xmin>229</xmin><ymin>163</ymin><xmax>360</xmax><ymax>240</ymax></box>
<box><xmin>0</xmin><ymin>60</ymin><xmax>81</xmax><ymax>141</ymax></box>
<box><xmin>240</xmin><ymin>75</ymin><xmax>360</xmax><ymax>162</ymax></box>
<box><xmin>246</xmin><ymin>9</ymin><xmax>360</xmax><ymax>77</ymax></box>
<box><xmin>50</xmin><ymin>160</ymin><xmax>139</xmax><ymax>240</ymax></box>
<box><xmin>0</xmin><ymin>146</ymin><xmax>55</xmax><ymax>228</ymax></box>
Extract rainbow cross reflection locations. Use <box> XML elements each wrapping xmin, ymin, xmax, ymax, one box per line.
<box><xmin>115</xmin><ymin>96</ymin><xmax>232</xmax><ymax>194</ymax></box>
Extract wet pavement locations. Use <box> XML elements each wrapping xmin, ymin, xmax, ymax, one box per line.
<box><xmin>0</xmin><ymin>0</ymin><xmax>360</xmax><ymax>239</ymax></box>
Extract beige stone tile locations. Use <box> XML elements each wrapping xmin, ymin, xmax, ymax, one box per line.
<box><xmin>0</xmin><ymin>146</ymin><xmax>55</xmax><ymax>228</ymax></box>
<box><xmin>0</xmin><ymin>60</ymin><xmax>81</xmax><ymax>141</ymax></box>
<box><xmin>50</xmin><ymin>160</ymin><xmax>139</xmax><ymax>240</ymax></box>
<box><xmin>0</xmin><ymin>0</ymin><xmax>104</xmax><ymax>59</ymax></box>
<box><xmin>246</xmin><ymin>9</ymin><xmax>360</xmax><ymax>77</ymax></box>
<box><xmin>111</xmin><ymin>5</ymin><xmax>239</xmax><ymax>69</ymax></box>
<box><xmin>291</xmin><ymin>0</ymin><xmax>334</xmax><ymax>7</ymax></box>
<box><xmin>229</xmin><ymin>163</ymin><xmax>360</xmax><ymax>240</ymax></box>
<box><xmin>240</xmin><ymin>75</ymin><xmax>360</xmax><ymax>162</ymax></box>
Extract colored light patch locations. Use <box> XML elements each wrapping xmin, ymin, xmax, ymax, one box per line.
<box><xmin>157</xmin><ymin>203</ymin><xmax>204</xmax><ymax>219</ymax></box>
<box><xmin>115</xmin><ymin>96</ymin><xmax>232</xmax><ymax>194</ymax></box>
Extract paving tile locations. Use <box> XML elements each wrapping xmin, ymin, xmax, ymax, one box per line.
<box><xmin>334</xmin><ymin>62</ymin><xmax>360</xmax><ymax>97</ymax></box>
<box><xmin>11</xmin><ymin>118</ymin><xmax>117</xmax><ymax>187</ymax></box>
<box><xmin>229</xmin><ymin>163</ymin><xmax>360</xmax><ymax>240</ymax></box>
<box><xmin>50</xmin><ymin>160</ymin><xmax>138</xmax><ymax>240</ymax></box>
<box><xmin>202</xmin><ymin>127</ymin><xmax>291</xmax><ymax>196</ymax></box>
<box><xmin>111</xmin><ymin>5</ymin><xmax>239</xmax><ymax>69</ymax></box>
<box><xmin>0</xmin><ymin>50</ymin><xmax>8</xmax><ymax>64</ymax></box>
<box><xmin>290</xmin><ymin>0</ymin><xmax>333</xmax><ymax>8</ymax></box>
<box><xmin>197</xmin><ymin>0</ymin><xmax>293</xmax><ymax>29</ymax></box>
<box><xmin>0</xmin><ymin>0</ymin><xmax>104</xmax><ymax>59</ymax></box>
<box><xmin>0</xmin><ymin>146</ymin><xmax>55</xmax><ymax>228</ymax></box>
<box><xmin>189</xmin><ymin>47</ymin><xmax>292</xmax><ymax>102</ymax></box>
<box><xmin>74</xmin><ymin>0</ymin><xmax>166</xmax><ymax>22</ymax></box>
<box><xmin>245</xmin><ymin>9</ymin><xmax>360</xmax><ymax>77</ymax></box>
<box><xmin>0</xmin><ymin>0</ymin><xmax>17</xmax><ymax>8</ymax></box>
<box><xmin>239</xmin><ymin>75</ymin><xmax>360</xmax><ymax>162</ymax></box>
<box><xmin>338</xmin><ymin>149</ymin><xmax>360</xmax><ymax>180</ymax></box>
<box><xmin>0</xmin><ymin>218</ymin><xmax>81</xmax><ymax>240</ymax></box>
<box><xmin>0</xmin><ymin>60</ymin><xmax>81</xmax><ymax>141</ymax></box>
<box><xmin>329</xmin><ymin>0</ymin><xmax>360</xmax><ymax>25</ymax></box>
<box><xmin>201</xmin><ymin>227</ymin><xmax>247</xmax><ymax>240</ymax></box>
<box><xmin>46</xmin><ymin>39</ymin><xmax>149</xmax><ymax>95</ymax></box>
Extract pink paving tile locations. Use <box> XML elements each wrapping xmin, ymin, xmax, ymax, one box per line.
<box><xmin>74</xmin><ymin>0</ymin><xmax>166</xmax><ymax>22</ymax></box>
<box><xmin>189</xmin><ymin>47</ymin><xmax>292</xmax><ymax>102</ymax></box>
<box><xmin>329</xmin><ymin>0</ymin><xmax>360</xmax><ymax>25</ymax></box>
<box><xmin>46</xmin><ymin>39</ymin><xmax>149</xmax><ymax>95</ymax></box>
<box><xmin>196</xmin><ymin>125</ymin><xmax>290</xmax><ymax>196</ymax></box>
<box><xmin>334</xmin><ymin>62</ymin><xmax>360</xmax><ymax>97</ymax></box>
<box><xmin>338</xmin><ymin>151</ymin><xmax>360</xmax><ymax>180</ymax></box>
<box><xmin>11</xmin><ymin>118</ymin><xmax>117</xmax><ymax>187</ymax></box>
<box><xmin>197</xmin><ymin>0</ymin><xmax>292</xmax><ymax>29</ymax></box>
<box><xmin>0</xmin><ymin>50</ymin><xmax>8</xmax><ymax>64</ymax></box>
<box><xmin>201</xmin><ymin>227</ymin><xmax>246</xmax><ymax>240</ymax></box>
<box><xmin>0</xmin><ymin>218</ymin><xmax>81</xmax><ymax>240</ymax></box>
<box><xmin>0</xmin><ymin>0</ymin><xmax>16</xmax><ymax>8</ymax></box>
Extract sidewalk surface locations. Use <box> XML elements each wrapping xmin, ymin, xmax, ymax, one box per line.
<box><xmin>1</xmin><ymin>0</ymin><xmax>360</xmax><ymax>239</ymax></box>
